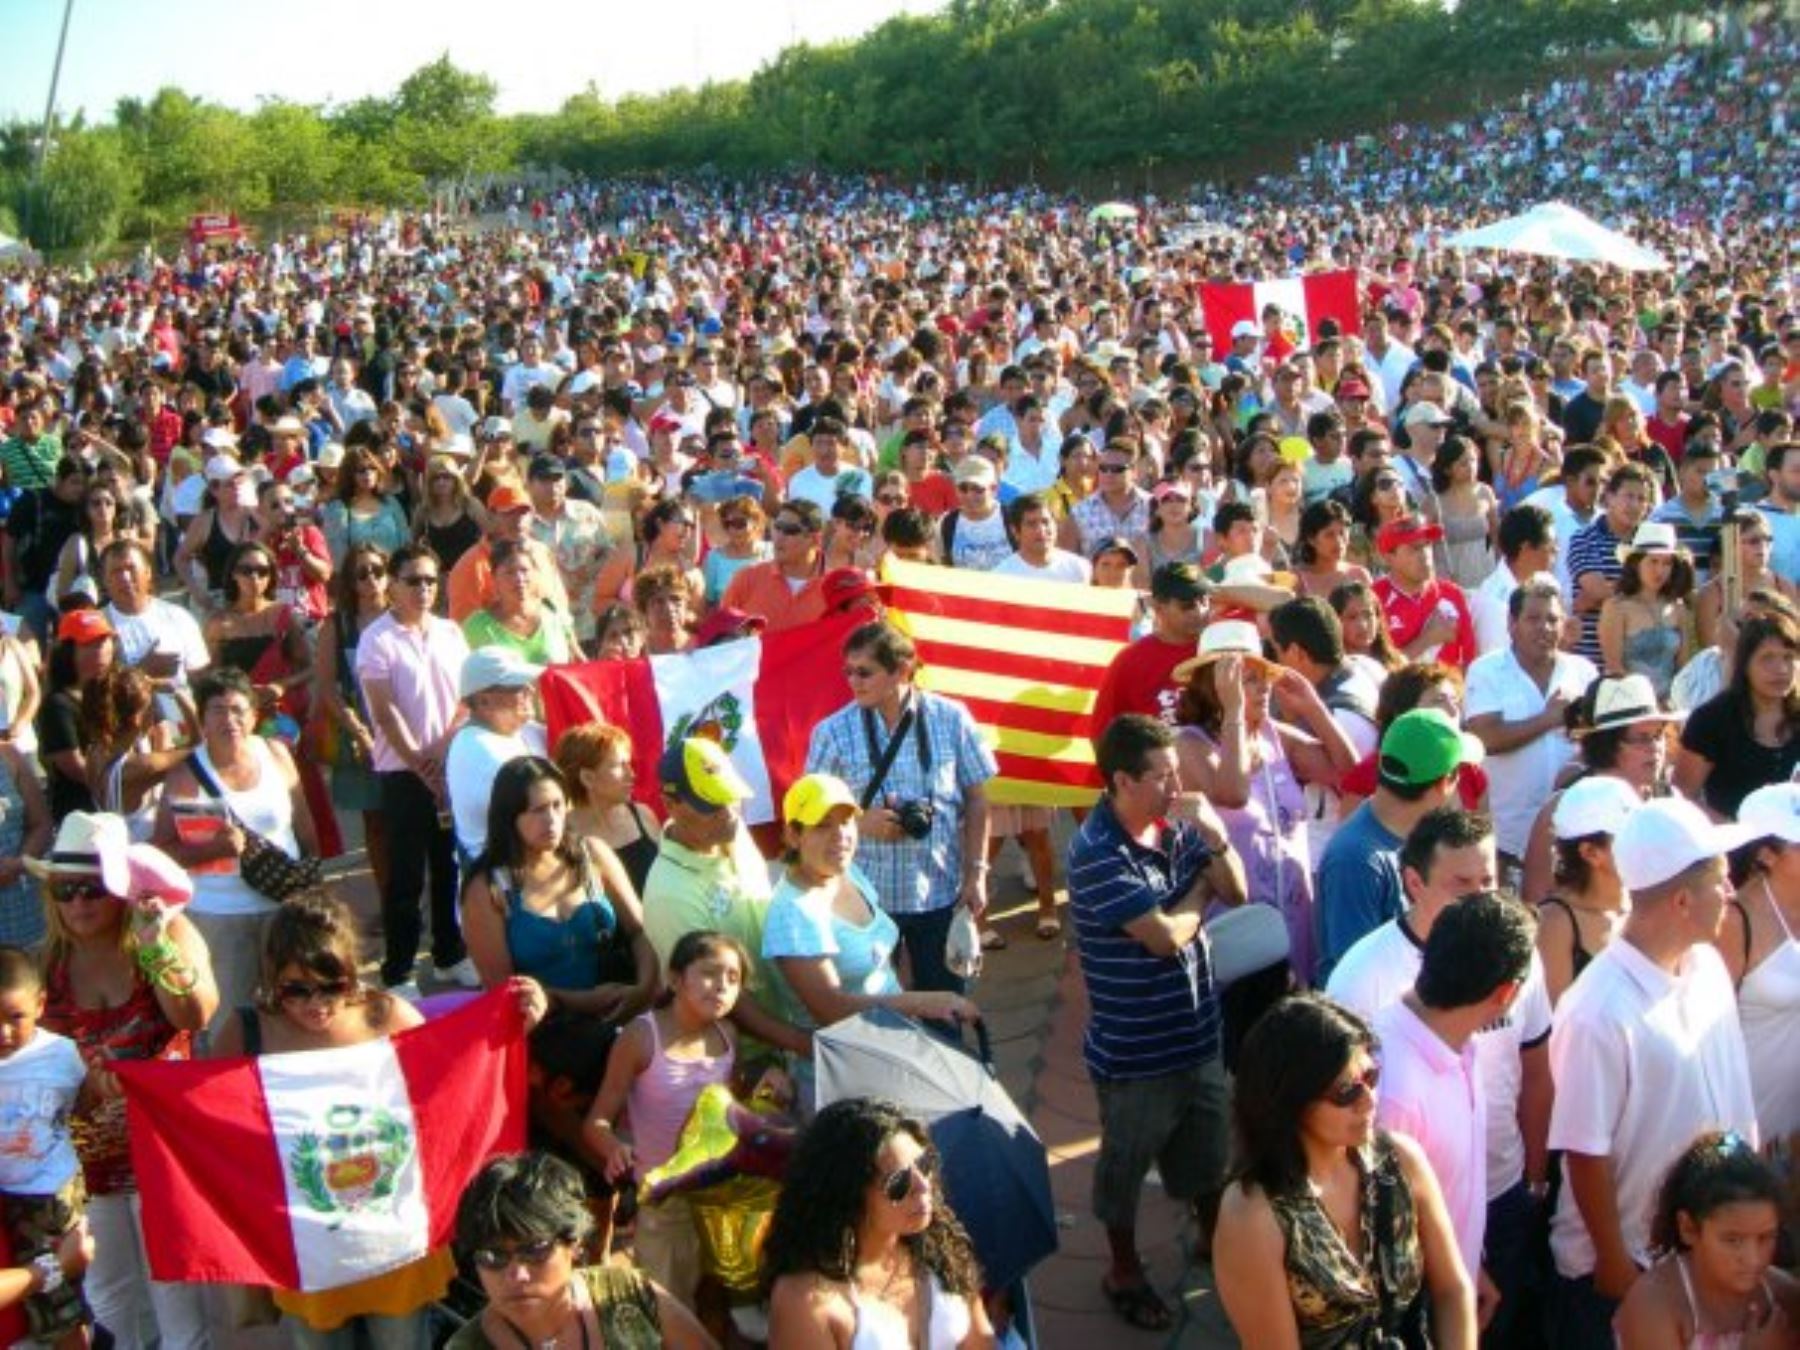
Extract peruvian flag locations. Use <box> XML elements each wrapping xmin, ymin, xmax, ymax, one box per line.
<box><xmin>540</xmin><ymin>609</ymin><xmax>867</xmax><ymax>826</ymax></box>
<box><xmin>113</xmin><ymin>991</ymin><xmax>527</xmax><ymax>1291</ymax></box>
<box><xmin>1198</xmin><ymin>270</ymin><xmax>1362</xmax><ymax>353</ymax></box>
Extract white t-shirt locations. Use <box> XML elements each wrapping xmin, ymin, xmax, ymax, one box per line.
<box><xmin>787</xmin><ymin>464</ymin><xmax>875</xmax><ymax>513</ymax></box>
<box><xmin>446</xmin><ymin>721</ymin><xmax>549</xmax><ymax>860</ymax></box>
<box><xmin>1547</xmin><ymin>939</ymin><xmax>1757</xmax><ymax>1278</ymax></box>
<box><xmin>106</xmin><ymin>598</ymin><xmax>211</xmax><ymax>688</ymax></box>
<box><xmin>1327</xmin><ymin>913</ymin><xmax>1553</xmax><ymax>1198</ymax></box>
<box><xmin>1468</xmin><ymin>566</ymin><xmax>1521</xmax><ymax>658</ymax></box>
<box><xmin>1374</xmin><ymin>1000</ymin><xmax>1486</xmax><ymax>1276</ymax></box>
<box><xmin>992</xmin><ymin>550</ymin><xmax>1092</xmax><ymax>584</ymax></box>
<box><xmin>1521</xmin><ymin>485</ymin><xmax>1594</xmax><ymax>603</ymax></box>
<box><xmin>1464</xmin><ymin>648</ymin><xmax>1597</xmax><ymax>858</ymax></box>
<box><xmin>0</xmin><ymin>1029</ymin><xmax>86</xmax><ymax>1194</ymax></box>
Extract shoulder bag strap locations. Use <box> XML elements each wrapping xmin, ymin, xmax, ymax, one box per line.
<box><xmin>858</xmin><ymin>703</ymin><xmax>917</xmax><ymax>811</ymax></box>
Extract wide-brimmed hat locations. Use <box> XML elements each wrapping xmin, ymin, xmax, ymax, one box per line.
<box><xmin>24</xmin><ymin>811</ymin><xmax>131</xmax><ymax>893</ymax></box>
<box><xmin>1615</xmin><ymin>521</ymin><xmax>1683</xmax><ymax>564</ymax></box>
<box><xmin>1574</xmin><ymin>674</ymin><xmax>1683</xmax><ymax>738</ymax></box>
<box><xmin>1172</xmin><ymin>619</ymin><xmax>1274</xmax><ymax>684</ymax></box>
<box><xmin>1214</xmin><ymin>554</ymin><xmax>1297</xmax><ymax>612</ymax></box>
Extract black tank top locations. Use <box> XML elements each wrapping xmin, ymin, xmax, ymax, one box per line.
<box><xmin>612</xmin><ymin>803</ymin><xmax>661</xmax><ymax>900</ymax></box>
<box><xmin>1540</xmin><ymin>896</ymin><xmax>1594</xmax><ymax>980</ymax></box>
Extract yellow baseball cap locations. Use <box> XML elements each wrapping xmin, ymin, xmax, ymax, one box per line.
<box><xmin>658</xmin><ymin>737</ymin><xmax>752</xmax><ymax>814</ymax></box>
<box><xmin>782</xmin><ymin>774</ymin><xmax>862</xmax><ymax>829</ymax></box>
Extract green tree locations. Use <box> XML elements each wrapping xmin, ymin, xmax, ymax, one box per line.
<box><xmin>17</xmin><ymin>128</ymin><xmax>136</xmax><ymax>250</ymax></box>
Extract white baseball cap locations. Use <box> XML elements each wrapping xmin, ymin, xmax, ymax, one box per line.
<box><xmin>1552</xmin><ymin>775</ymin><xmax>1642</xmax><ymax>840</ymax></box>
<box><xmin>458</xmin><ymin>647</ymin><xmax>544</xmax><ymax>701</ymax></box>
<box><xmin>1612</xmin><ymin>797</ymin><xmax>1753</xmax><ymax>892</ymax></box>
<box><xmin>1738</xmin><ymin>783</ymin><xmax>1800</xmax><ymax>847</ymax></box>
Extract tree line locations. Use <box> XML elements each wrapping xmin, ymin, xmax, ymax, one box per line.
<box><xmin>3</xmin><ymin>0</ymin><xmax>1707</xmax><ymax>253</ymax></box>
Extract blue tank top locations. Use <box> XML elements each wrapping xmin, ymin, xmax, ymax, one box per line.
<box><xmin>496</xmin><ymin>859</ymin><xmax>619</xmax><ymax>991</ymax></box>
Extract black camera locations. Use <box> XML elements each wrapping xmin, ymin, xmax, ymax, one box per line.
<box><xmin>893</xmin><ymin>799</ymin><xmax>936</xmax><ymax>839</ymax></box>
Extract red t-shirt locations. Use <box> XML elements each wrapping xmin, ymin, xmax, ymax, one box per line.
<box><xmin>1372</xmin><ymin>576</ymin><xmax>1477</xmax><ymax>670</ymax></box>
<box><xmin>1091</xmin><ymin>633</ymin><xmax>1191</xmax><ymax>743</ymax></box>
<box><xmin>1646</xmin><ymin>413</ymin><xmax>1689</xmax><ymax>464</ymax></box>
<box><xmin>909</xmin><ymin>472</ymin><xmax>958</xmax><ymax>519</ymax></box>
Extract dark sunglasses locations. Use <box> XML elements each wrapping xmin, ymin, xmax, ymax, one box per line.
<box><xmin>1098</xmin><ymin>462</ymin><xmax>1130</xmax><ymax>474</ymax></box>
<box><xmin>353</xmin><ymin>565</ymin><xmax>387</xmax><ymax>581</ymax></box>
<box><xmin>882</xmin><ymin>1153</ymin><xmax>937</xmax><ymax>1205</ymax></box>
<box><xmin>1323</xmin><ymin>1063</ymin><xmax>1380</xmax><ymax>1108</ymax></box>
<box><xmin>52</xmin><ymin>880</ymin><xmax>111</xmax><ymax>904</ymax></box>
<box><xmin>398</xmin><ymin>574</ymin><xmax>440</xmax><ymax>588</ymax></box>
<box><xmin>470</xmin><ymin>1236</ymin><xmax>569</xmax><ymax>1272</ymax></box>
<box><xmin>276</xmin><ymin>978</ymin><xmax>352</xmax><ymax>1004</ymax></box>
<box><xmin>721</xmin><ymin>516</ymin><xmax>751</xmax><ymax>530</ymax></box>
<box><xmin>234</xmin><ymin>564</ymin><xmax>273</xmax><ymax>577</ymax></box>
<box><xmin>772</xmin><ymin>521</ymin><xmax>809</xmax><ymax>536</ymax></box>
<box><xmin>876</xmin><ymin>494</ymin><xmax>905</xmax><ymax>507</ymax></box>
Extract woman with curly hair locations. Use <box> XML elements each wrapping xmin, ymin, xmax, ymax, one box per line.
<box><xmin>764</xmin><ymin>1097</ymin><xmax>995</xmax><ymax>1349</ymax></box>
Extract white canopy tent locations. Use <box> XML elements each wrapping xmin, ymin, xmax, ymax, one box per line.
<box><xmin>1442</xmin><ymin>201</ymin><xmax>1669</xmax><ymax>271</ymax></box>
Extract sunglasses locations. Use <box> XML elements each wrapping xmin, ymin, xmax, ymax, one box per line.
<box><xmin>876</xmin><ymin>494</ymin><xmax>905</xmax><ymax>507</ymax></box>
<box><xmin>470</xmin><ymin>1236</ymin><xmax>569</xmax><ymax>1272</ymax></box>
<box><xmin>52</xmin><ymin>880</ymin><xmax>110</xmax><ymax>905</ymax></box>
<box><xmin>353</xmin><ymin>565</ymin><xmax>387</xmax><ymax>581</ymax></box>
<box><xmin>772</xmin><ymin>521</ymin><xmax>809</xmax><ymax>536</ymax></box>
<box><xmin>721</xmin><ymin>517</ymin><xmax>750</xmax><ymax>530</ymax></box>
<box><xmin>398</xmin><ymin>574</ymin><xmax>440</xmax><ymax>588</ymax></box>
<box><xmin>234</xmin><ymin>564</ymin><xmax>273</xmax><ymax>578</ymax></box>
<box><xmin>1323</xmin><ymin>1063</ymin><xmax>1380</xmax><ymax>1108</ymax></box>
<box><xmin>843</xmin><ymin>664</ymin><xmax>881</xmax><ymax>680</ymax></box>
<box><xmin>882</xmin><ymin>1154</ymin><xmax>937</xmax><ymax>1205</ymax></box>
<box><xmin>276</xmin><ymin>978</ymin><xmax>352</xmax><ymax>1004</ymax></box>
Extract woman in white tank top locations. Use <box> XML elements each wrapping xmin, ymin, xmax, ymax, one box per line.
<box><xmin>765</xmin><ymin>1099</ymin><xmax>995</xmax><ymax>1350</ymax></box>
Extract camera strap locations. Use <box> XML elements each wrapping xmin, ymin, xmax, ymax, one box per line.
<box><xmin>858</xmin><ymin>694</ymin><xmax>931</xmax><ymax>810</ymax></box>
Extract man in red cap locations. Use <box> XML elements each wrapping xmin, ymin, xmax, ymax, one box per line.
<box><xmin>446</xmin><ymin>483</ymin><xmax>570</xmax><ymax>622</ymax></box>
<box><xmin>1372</xmin><ymin>515</ymin><xmax>1477</xmax><ymax>669</ymax></box>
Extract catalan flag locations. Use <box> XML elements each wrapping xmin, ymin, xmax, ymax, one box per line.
<box><xmin>881</xmin><ymin>559</ymin><xmax>1138</xmax><ymax>808</ymax></box>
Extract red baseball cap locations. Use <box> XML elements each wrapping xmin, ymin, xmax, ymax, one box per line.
<box><xmin>57</xmin><ymin>609</ymin><xmax>116</xmax><ymax>645</ymax></box>
<box><xmin>1335</xmin><ymin>379</ymin><xmax>1372</xmax><ymax>403</ymax></box>
<box><xmin>1376</xmin><ymin>515</ymin><xmax>1446</xmax><ymax>554</ymax></box>
<box><xmin>486</xmin><ymin>484</ymin><xmax>531</xmax><ymax>515</ymax></box>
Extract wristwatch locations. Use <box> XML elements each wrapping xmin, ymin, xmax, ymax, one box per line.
<box><xmin>30</xmin><ymin>1253</ymin><xmax>63</xmax><ymax>1295</ymax></box>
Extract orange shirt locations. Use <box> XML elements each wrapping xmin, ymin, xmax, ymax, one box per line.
<box><xmin>720</xmin><ymin>559</ymin><xmax>827</xmax><ymax>633</ymax></box>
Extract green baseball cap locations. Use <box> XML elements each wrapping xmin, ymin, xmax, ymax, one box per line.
<box><xmin>1378</xmin><ymin>709</ymin><xmax>1485</xmax><ymax>788</ymax></box>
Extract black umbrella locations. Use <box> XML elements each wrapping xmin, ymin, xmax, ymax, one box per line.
<box><xmin>815</xmin><ymin>1009</ymin><xmax>1057</xmax><ymax>1291</ymax></box>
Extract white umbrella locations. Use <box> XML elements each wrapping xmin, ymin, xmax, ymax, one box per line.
<box><xmin>1442</xmin><ymin>201</ymin><xmax>1669</xmax><ymax>271</ymax></box>
<box><xmin>1088</xmin><ymin>202</ymin><xmax>1139</xmax><ymax>223</ymax></box>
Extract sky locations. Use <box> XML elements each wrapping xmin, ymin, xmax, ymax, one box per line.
<box><xmin>2</xmin><ymin>0</ymin><xmax>938</xmax><ymax>126</ymax></box>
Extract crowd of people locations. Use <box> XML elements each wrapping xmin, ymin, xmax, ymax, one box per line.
<box><xmin>0</xmin><ymin>20</ymin><xmax>1794</xmax><ymax>1349</ymax></box>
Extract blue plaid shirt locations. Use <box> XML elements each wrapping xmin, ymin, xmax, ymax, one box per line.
<box><xmin>806</xmin><ymin>690</ymin><xmax>998</xmax><ymax>916</ymax></box>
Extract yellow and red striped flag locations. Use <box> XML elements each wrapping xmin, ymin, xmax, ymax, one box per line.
<box><xmin>880</xmin><ymin>558</ymin><xmax>1138</xmax><ymax>808</ymax></box>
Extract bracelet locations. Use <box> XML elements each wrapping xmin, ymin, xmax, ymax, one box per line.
<box><xmin>136</xmin><ymin>936</ymin><xmax>200</xmax><ymax>996</ymax></box>
<box><xmin>29</xmin><ymin>1253</ymin><xmax>62</xmax><ymax>1295</ymax></box>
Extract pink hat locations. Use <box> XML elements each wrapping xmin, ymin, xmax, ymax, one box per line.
<box><xmin>125</xmin><ymin>843</ymin><xmax>194</xmax><ymax>908</ymax></box>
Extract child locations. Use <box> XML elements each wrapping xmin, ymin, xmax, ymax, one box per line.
<box><xmin>0</xmin><ymin>945</ymin><xmax>94</xmax><ymax>1347</ymax></box>
<box><xmin>584</xmin><ymin>931</ymin><xmax>747</xmax><ymax>1312</ymax></box>
<box><xmin>1613</xmin><ymin>1130</ymin><xmax>1799</xmax><ymax>1348</ymax></box>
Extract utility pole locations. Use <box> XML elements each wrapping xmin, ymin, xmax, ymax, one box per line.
<box><xmin>36</xmin><ymin>0</ymin><xmax>78</xmax><ymax>176</ymax></box>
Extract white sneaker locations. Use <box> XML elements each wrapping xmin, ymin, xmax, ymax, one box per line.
<box><xmin>433</xmin><ymin>957</ymin><xmax>483</xmax><ymax>989</ymax></box>
<box><xmin>384</xmin><ymin>980</ymin><xmax>423</xmax><ymax>1005</ymax></box>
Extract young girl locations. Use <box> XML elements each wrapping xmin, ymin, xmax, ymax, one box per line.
<box><xmin>1601</xmin><ymin>524</ymin><xmax>1696</xmax><ymax>702</ymax></box>
<box><xmin>1613</xmin><ymin>1131</ymin><xmax>1798</xmax><ymax>1349</ymax></box>
<box><xmin>209</xmin><ymin>895</ymin><xmax>547</xmax><ymax>1350</ymax></box>
<box><xmin>584</xmin><ymin>931</ymin><xmax>747</xmax><ymax>1314</ymax></box>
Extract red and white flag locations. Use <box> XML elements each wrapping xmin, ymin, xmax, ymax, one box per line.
<box><xmin>1198</xmin><ymin>270</ymin><xmax>1361</xmax><ymax>353</ymax></box>
<box><xmin>541</xmin><ymin>609</ymin><xmax>868</xmax><ymax>826</ymax></box>
<box><xmin>114</xmin><ymin>991</ymin><xmax>527</xmax><ymax>1291</ymax></box>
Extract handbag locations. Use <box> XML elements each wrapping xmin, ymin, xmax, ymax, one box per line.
<box><xmin>188</xmin><ymin>755</ymin><xmax>322</xmax><ymax>903</ymax></box>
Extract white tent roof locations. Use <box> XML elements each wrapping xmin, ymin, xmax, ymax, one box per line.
<box><xmin>1442</xmin><ymin>201</ymin><xmax>1669</xmax><ymax>271</ymax></box>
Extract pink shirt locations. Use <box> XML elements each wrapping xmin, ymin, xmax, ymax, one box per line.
<box><xmin>1373</xmin><ymin>998</ymin><xmax>1486</xmax><ymax>1277</ymax></box>
<box><xmin>353</xmin><ymin>612</ymin><xmax>469</xmax><ymax>773</ymax></box>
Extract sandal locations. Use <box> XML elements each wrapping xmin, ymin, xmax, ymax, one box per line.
<box><xmin>1101</xmin><ymin>1277</ymin><xmax>1174</xmax><ymax>1331</ymax></box>
<box><xmin>980</xmin><ymin>928</ymin><xmax>1008</xmax><ymax>951</ymax></box>
<box><xmin>1035</xmin><ymin>917</ymin><xmax>1062</xmax><ymax>940</ymax></box>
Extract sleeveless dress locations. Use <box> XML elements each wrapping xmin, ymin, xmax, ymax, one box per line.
<box><xmin>1735</xmin><ymin>888</ymin><xmax>1800</xmax><ymax>1143</ymax></box>
<box><xmin>494</xmin><ymin>860</ymin><xmax>621</xmax><ymax>993</ymax></box>
<box><xmin>623</xmin><ymin>1013</ymin><xmax>734</xmax><ymax>1173</ymax></box>
<box><xmin>1438</xmin><ymin>506</ymin><xmax>1493</xmax><ymax>591</ymax></box>
<box><xmin>1671</xmin><ymin>1252</ymin><xmax>1775</xmax><ymax>1350</ymax></box>
<box><xmin>1269</xmin><ymin>1134</ymin><xmax>1427</xmax><ymax>1349</ymax></box>
<box><xmin>1624</xmin><ymin>624</ymin><xmax>1683</xmax><ymax>701</ymax></box>
<box><xmin>1180</xmin><ymin>722</ymin><xmax>1316</xmax><ymax>981</ymax></box>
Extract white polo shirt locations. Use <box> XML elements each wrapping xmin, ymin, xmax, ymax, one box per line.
<box><xmin>1374</xmin><ymin>999</ymin><xmax>1486</xmax><ymax>1276</ymax></box>
<box><xmin>1468</xmin><ymin>566</ymin><xmax>1522</xmax><ymax>658</ymax></box>
<box><xmin>1465</xmin><ymin>647</ymin><xmax>1597</xmax><ymax>858</ymax></box>
<box><xmin>1327</xmin><ymin>913</ymin><xmax>1553</xmax><ymax>1199</ymax></box>
<box><xmin>1547</xmin><ymin>938</ymin><xmax>1757</xmax><ymax>1278</ymax></box>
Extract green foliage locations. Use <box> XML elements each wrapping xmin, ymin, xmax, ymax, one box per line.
<box><xmin>0</xmin><ymin>1</ymin><xmax>1719</xmax><ymax>248</ymax></box>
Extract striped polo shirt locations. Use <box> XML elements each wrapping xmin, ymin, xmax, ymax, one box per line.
<box><xmin>1067</xmin><ymin>797</ymin><xmax>1220</xmax><ymax>1082</ymax></box>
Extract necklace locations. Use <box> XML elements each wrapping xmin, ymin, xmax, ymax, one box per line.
<box><xmin>491</xmin><ymin>1298</ymin><xmax>589</xmax><ymax>1350</ymax></box>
